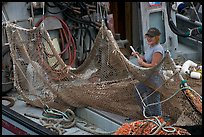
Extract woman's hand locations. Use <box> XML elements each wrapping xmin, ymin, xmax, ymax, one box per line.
<box><xmin>131</xmin><ymin>51</ymin><xmax>140</xmax><ymax>57</ymax></box>
<box><xmin>137</xmin><ymin>58</ymin><xmax>144</xmax><ymax>66</ymax></box>
<box><xmin>131</xmin><ymin>51</ymin><xmax>144</xmax><ymax>66</ymax></box>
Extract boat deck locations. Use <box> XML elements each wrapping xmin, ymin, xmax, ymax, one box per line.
<box><xmin>2</xmin><ymin>89</ymin><xmax>135</xmax><ymax>135</ymax></box>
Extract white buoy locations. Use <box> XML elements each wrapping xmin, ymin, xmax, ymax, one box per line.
<box><xmin>190</xmin><ymin>71</ymin><xmax>201</xmax><ymax>79</ymax></box>
<box><xmin>181</xmin><ymin>60</ymin><xmax>197</xmax><ymax>75</ymax></box>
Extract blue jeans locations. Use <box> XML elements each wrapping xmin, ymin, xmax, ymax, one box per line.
<box><xmin>135</xmin><ymin>74</ymin><xmax>163</xmax><ymax>117</ymax></box>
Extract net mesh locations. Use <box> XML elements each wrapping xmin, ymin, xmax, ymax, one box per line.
<box><xmin>5</xmin><ymin>22</ymin><xmax>201</xmax><ymax>126</ymax></box>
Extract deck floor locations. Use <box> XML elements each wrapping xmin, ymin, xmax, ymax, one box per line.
<box><xmin>2</xmin><ymin>99</ymin><xmax>93</xmax><ymax>135</ymax></box>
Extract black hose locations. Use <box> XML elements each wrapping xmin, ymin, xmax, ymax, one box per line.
<box><xmin>52</xmin><ymin>2</ymin><xmax>99</xmax><ymax>28</ymax></box>
<box><xmin>166</xmin><ymin>2</ymin><xmax>188</xmax><ymax>37</ymax></box>
<box><xmin>166</xmin><ymin>2</ymin><xmax>202</xmax><ymax>39</ymax></box>
<box><xmin>45</xmin><ymin>2</ymin><xmax>57</xmax><ymax>8</ymax></box>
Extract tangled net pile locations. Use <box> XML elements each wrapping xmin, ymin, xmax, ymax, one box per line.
<box><xmin>5</xmin><ymin>21</ymin><xmax>201</xmax><ymax>127</ymax></box>
<box><xmin>114</xmin><ymin>116</ymin><xmax>191</xmax><ymax>135</ymax></box>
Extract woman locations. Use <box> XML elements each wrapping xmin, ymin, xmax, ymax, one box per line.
<box><xmin>132</xmin><ymin>27</ymin><xmax>164</xmax><ymax>117</ymax></box>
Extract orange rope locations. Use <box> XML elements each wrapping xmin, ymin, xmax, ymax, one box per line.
<box><xmin>114</xmin><ymin>116</ymin><xmax>191</xmax><ymax>135</ymax></box>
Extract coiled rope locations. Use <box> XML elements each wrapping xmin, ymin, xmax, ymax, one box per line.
<box><xmin>24</xmin><ymin>105</ymin><xmax>115</xmax><ymax>135</ymax></box>
<box><xmin>2</xmin><ymin>96</ymin><xmax>15</xmax><ymax>108</ymax></box>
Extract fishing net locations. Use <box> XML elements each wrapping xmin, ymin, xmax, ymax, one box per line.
<box><xmin>5</xmin><ymin>21</ymin><xmax>201</xmax><ymax>127</ymax></box>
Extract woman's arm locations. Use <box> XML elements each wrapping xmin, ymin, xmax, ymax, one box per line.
<box><xmin>139</xmin><ymin>52</ymin><xmax>163</xmax><ymax>68</ymax></box>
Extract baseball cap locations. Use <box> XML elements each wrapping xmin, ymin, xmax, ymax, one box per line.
<box><xmin>145</xmin><ymin>27</ymin><xmax>161</xmax><ymax>37</ymax></box>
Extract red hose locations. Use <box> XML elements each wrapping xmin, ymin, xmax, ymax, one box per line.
<box><xmin>35</xmin><ymin>15</ymin><xmax>76</xmax><ymax>67</ymax></box>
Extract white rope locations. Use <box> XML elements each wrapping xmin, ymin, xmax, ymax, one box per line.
<box><xmin>144</xmin><ymin>86</ymin><xmax>196</xmax><ymax>112</ymax></box>
<box><xmin>31</xmin><ymin>2</ymin><xmax>34</xmax><ymax>20</ymax></box>
<box><xmin>132</xmin><ymin>51</ymin><xmax>201</xmax><ymax>134</ymax></box>
<box><xmin>135</xmin><ymin>86</ymin><xmax>147</xmax><ymax>108</ymax></box>
<box><xmin>99</xmin><ymin>2</ymin><xmax>103</xmax><ymax>22</ymax></box>
<box><xmin>96</xmin><ymin>2</ymin><xmax>100</xmax><ymax>22</ymax></box>
<box><xmin>143</xmin><ymin>71</ymin><xmax>179</xmax><ymax>101</ymax></box>
<box><xmin>104</xmin><ymin>2</ymin><xmax>109</xmax><ymax>19</ymax></box>
<box><xmin>140</xmin><ymin>111</ymin><xmax>176</xmax><ymax>134</ymax></box>
<box><xmin>2</xmin><ymin>10</ymin><xmax>8</xmax><ymax>22</ymax></box>
<box><xmin>41</xmin><ymin>2</ymin><xmax>45</xmax><ymax>28</ymax></box>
